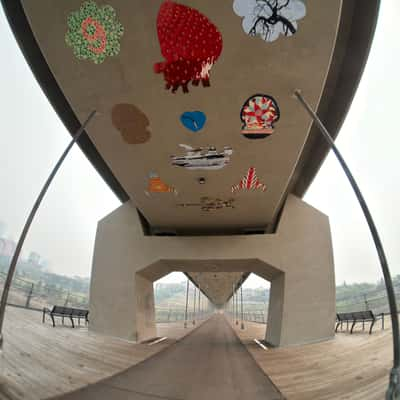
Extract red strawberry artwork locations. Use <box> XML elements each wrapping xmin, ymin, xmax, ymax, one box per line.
<box><xmin>154</xmin><ymin>1</ymin><xmax>223</xmax><ymax>93</ymax></box>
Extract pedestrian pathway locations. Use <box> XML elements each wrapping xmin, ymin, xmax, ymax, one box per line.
<box><xmin>54</xmin><ymin>314</ymin><xmax>284</xmax><ymax>400</ymax></box>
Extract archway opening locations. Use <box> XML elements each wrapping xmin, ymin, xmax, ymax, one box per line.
<box><xmin>224</xmin><ymin>273</ymin><xmax>270</xmax><ymax>335</ymax></box>
<box><xmin>153</xmin><ymin>271</ymin><xmax>213</xmax><ymax>326</ymax></box>
<box><xmin>241</xmin><ymin>273</ymin><xmax>270</xmax><ymax>324</ymax></box>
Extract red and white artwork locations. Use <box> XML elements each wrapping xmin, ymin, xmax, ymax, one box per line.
<box><xmin>240</xmin><ymin>94</ymin><xmax>280</xmax><ymax>139</ymax></box>
<box><xmin>232</xmin><ymin>167</ymin><xmax>266</xmax><ymax>193</ymax></box>
<box><xmin>154</xmin><ymin>1</ymin><xmax>223</xmax><ymax>93</ymax></box>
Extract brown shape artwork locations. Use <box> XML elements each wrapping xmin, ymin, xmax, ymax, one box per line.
<box><xmin>111</xmin><ymin>103</ymin><xmax>151</xmax><ymax>144</ymax></box>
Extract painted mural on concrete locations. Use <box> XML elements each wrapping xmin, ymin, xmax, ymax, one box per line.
<box><xmin>180</xmin><ymin>111</ymin><xmax>207</xmax><ymax>132</ymax></box>
<box><xmin>111</xmin><ymin>104</ymin><xmax>151</xmax><ymax>144</ymax></box>
<box><xmin>240</xmin><ymin>94</ymin><xmax>280</xmax><ymax>139</ymax></box>
<box><xmin>233</xmin><ymin>0</ymin><xmax>306</xmax><ymax>42</ymax></box>
<box><xmin>65</xmin><ymin>1</ymin><xmax>124</xmax><ymax>64</ymax></box>
<box><xmin>178</xmin><ymin>197</ymin><xmax>235</xmax><ymax>212</ymax></box>
<box><xmin>171</xmin><ymin>145</ymin><xmax>233</xmax><ymax>170</ymax></box>
<box><xmin>232</xmin><ymin>167</ymin><xmax>266</xmax><ymax>192</ymax></box>
<box><xmin>146</xmin><ymin>172</ymin><xmax>177</xmax><ymax>194</ymax></box>
<box><xmin>154</xmin><ymin>1</ymin><xmax>223</xmax><ymax>93</ymax></box>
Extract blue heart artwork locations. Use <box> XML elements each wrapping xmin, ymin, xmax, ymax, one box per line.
<box><xmin>180</xmin><ymin>111</ymin><xmax>206</xmax><ymax>132</ymax></box>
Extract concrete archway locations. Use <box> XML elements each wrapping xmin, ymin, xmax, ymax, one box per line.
<box><xmin>89</xmin><ymin>195</ymin><xmax>335</xmax><ymax>347</ymax></box>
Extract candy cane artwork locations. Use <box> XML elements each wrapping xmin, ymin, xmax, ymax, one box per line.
<box><xmin>232</xmin><ymin>167</ymin><xmax>267</xmax><ymax>193</ymax></box>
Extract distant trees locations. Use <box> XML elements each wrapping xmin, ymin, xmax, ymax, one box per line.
<box><xmin>153</xmin><ymin>282</ymin><xmax>270</xmax><ymax>307</ymax></box>
<box><xmin>0</xmin><ymin>255</ymin><xmax>90</xmax><ymax>298</ymax></box>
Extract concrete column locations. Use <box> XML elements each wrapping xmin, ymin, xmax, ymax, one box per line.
<box><xmin>266</xmin><ymin>273</ymin><xmax>284</xmax><ymax>346</ymax></box>
<box><xmin>89</xmin><ymin>195</ymin><xmax>335</xmax><ymax>346</ymax></box>
<box><xmin>89</xmin><ymin>203</ymin><xmax>157</xmax><ymax>341</ymax></box>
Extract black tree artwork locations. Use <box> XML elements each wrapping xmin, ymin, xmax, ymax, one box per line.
<box><xmin>234</xmin><ymin>0</ymin><xmax>306</xmax><ymax>42</ymax></box>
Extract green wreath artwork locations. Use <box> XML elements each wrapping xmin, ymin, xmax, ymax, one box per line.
<box><xmin>65</xmin><ymin>1</ymin><xmax>124</xmax><ymax>64</ymax></box>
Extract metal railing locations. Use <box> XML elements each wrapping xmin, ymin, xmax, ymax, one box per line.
<box><xmin>155</xmin><ymin>308</ymin><xmax>213</xmax><ymax>323</ymax></box>
<box><xmin>225</xmin><ymin>285</ymin><xmax>400</xmax><ymax>326</ymax></box>
<box><xmin>336</xmin><ymin>284</ymin><xmax>400</xmax><ymax>315</ymax></box>
<box><xmin>0</xmin><ymin>272</ymin><xmax>88</xmax><ymax>310</ymax></box>
<box><xmin>226</xmin><ymin>307</ymin><xmax>268</xmax><ymax>324</ymax></box>
<box><xmin>6</xmin><ymin>270</ymin><xmax>396</xmax><ymax>326</ymax></box>
<box><xmin>0</xmin><ymin>273</ymin><xmax>213</xmax><ymax>324</ymax></box>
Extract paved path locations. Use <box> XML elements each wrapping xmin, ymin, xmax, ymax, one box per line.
<box><xmin>55</xmin><ymin>315</ymin><xmax>284</xmax><ymax>400</ymax></box>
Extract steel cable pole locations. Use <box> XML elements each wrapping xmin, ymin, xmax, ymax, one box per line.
<box><xmin>294</xmin><ymin>90</ymin><xmax>400</xmax><ymax>399</ymax></box>
<box><xmin>0</xmin><ymin>110</ymin><xmax>96</xmax><ymax>349</ymax></box>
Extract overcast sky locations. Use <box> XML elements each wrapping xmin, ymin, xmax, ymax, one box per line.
<box><xmin>0</xmin><ymin>2</ymin><xmax>398</xmax><ymax>288</ymax></box>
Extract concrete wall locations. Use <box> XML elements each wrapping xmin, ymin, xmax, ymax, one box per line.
<box><xmin>89</xmin><ymin>195</ymin><xmax>335</xmax><ymax>346</ymax></box>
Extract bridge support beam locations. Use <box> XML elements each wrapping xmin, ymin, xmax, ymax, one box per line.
<box><xmin>89</xmin><ymin>194</ymin><xmax>335</xmax><ymax>346</ymax></box>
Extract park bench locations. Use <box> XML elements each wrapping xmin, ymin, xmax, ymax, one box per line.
<box><xmin>42</xmin><ymin>306</ymin><xmax>89</xmax><ymax>328</ymax></box>
<box><xmin>336</xmin><ymin>310</ymin><xmax>376</xmax><ymax>334</ymax></box>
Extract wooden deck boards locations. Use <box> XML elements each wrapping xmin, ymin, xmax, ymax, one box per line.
<box><xmin>0</xmin><ymin>307</ymin><xmax>205</xmax><ymax>400</ymax></box>
<box><xmin>0</xmin><ymin>307</ymin><xmax>393</xmax><ymax>400</ymax></box>
<box><xmin>230</xmin><ymin>316</ymin><xmax>392</xmax><ymax>400</ymax></box>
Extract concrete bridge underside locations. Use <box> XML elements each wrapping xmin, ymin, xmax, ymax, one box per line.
<box><xmin>89</xmin><ymin>195</ymin><xmax>335</xmax><ymax>347</ymax></box>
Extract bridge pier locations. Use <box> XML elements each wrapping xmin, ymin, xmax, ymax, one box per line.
<box><xmin>89</xmin><ymin>195</ymin><xmax>335</xmax><ymax>346</ymax></box>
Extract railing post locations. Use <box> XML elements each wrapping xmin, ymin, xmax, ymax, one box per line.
<box><xmin>383</xmin><ymin>313</ymin><xmax>385</xmax><ymax>330</ymax></box>
<box><xmin>192</xmin><ymin>285</ymin><xmax>196</xmax><ymax>325</ymax></box>
<box><xmin>235</xmin><ymin>286</ymin><xmax>239</xmax><ymax>325</ymax></box>
<box><xmin>240</xmin><ymin>282</ymin><xmax>244</xmax><ymax>330</ymax></box>
<box><xmin>184</xmin><ymin>279</ymin><xmax>189</xmax><ymax>328</ymax></box>
<box><xmin>197</xmin><ymin>284</ymin><xmax>201</xmax><ymax>320</ymax></box>
<box><xmin>25</xmin><ymin>283</ymin><xmax>34</xmax><ymax>309</ymax></box>
<box><xmin>232</xmin><ymin>284</ymin><xmax>235</xmax><ymax>322</ymax></box>
<box><xmin>64</xmin><ymin>291</ymin><xmax>70</xmax><ymax>307</ymax></box>
<box><xmin>364</xmin><ymin>294</ymin><xmax>369</xmax><ymax>311</ymax></box>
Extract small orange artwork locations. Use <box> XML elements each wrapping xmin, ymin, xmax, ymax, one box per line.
<box><xmin>146</xmin><ymin>172</ymin><xmax>177</xmax><ymax>195</ymax></box>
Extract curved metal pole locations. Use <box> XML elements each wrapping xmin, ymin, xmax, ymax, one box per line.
<box><xmin>0</xmin><ymin>111</ymin><xmax>96</xmax><ymax>349</ymax></box>
<box><xmin>294</xmin><ymin>90</ymin><xmax>400</xmax><ymax>398</ymax></box>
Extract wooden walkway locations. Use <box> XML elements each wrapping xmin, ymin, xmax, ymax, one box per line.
<box><xmin>54</xmin><ymin>315</ymin><xmax>283</xmax><ymax>400</ymax></box>
<box><xmin>0</xmin><ymin>307</ymin><xmax>206</xmax><ymax>400</ymax></box>
<box><xmin>0</xmin><ymin>307</ymin><xmax>394</xmax><ymax>400</ymax></box>
<box><xmin>230</xmin><ymin>316</ymin><xmax>392</xmax><ymax>400</ymax></box>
